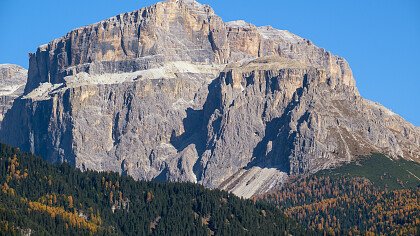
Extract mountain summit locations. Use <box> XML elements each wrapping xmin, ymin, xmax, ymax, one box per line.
<box><xmin>0</xmin><ymin>0</ymin><xmax>418</xmax><ymax>198</ymax></box>
<box><xmin>0</xmin><ymin>64</ymin><xmax>27</xmax><ymax>123</ymax></box>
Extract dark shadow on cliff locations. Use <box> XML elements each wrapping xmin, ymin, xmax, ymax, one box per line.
<box><xmin>0</xmin><ymin>97</ymin><xmax>31</xmax><ymax>152</ymax></box>
<box><xmin>0</xmin><ymin>91</ymin><xmax>76</xmax><ymax>166</ymax></box>
<box><xmin>246</xmin><ymin>75</ymin><xmax>310</xmax><ymax>174</ymax></box>
<box><xmin>171</xmin><ymin>72</ymin><xmax>312</xmax><ymax>178</ymax></box>
<box><xmin>170</xmin><ymin>77</ymin><xmax>223</xmax><ymax>180</ymax></box>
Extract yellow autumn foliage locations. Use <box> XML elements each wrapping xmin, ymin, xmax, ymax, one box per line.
<box><xmin>28</xmin><ymin>201</ymin><xmax>99</xmax><ymax>233</ymax></box>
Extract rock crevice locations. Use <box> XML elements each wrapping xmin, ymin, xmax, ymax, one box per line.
<box><xmin>1</xmin><ymin>0</ymin><xmax>418</xmax><ymax>198</ymax></box>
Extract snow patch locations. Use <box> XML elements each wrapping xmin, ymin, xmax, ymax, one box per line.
<box><xmin>172</xmin><ymin>98</ymin><xmax>194</xmax><ymax>110</ymax></box>
<box><xmin>365</xmin><ymin>99</ymin><xmax>397</xmax><ymax>116</ymax></box>
<box><xmin>159</xmin><ymin>143</ymin><xmax>178</xmax><ymax>154</ymax></box>
<box><xmin>226</xmin><ymin>20</ymin><xmax>255</xmax><ymax>29</ymax></box>
<box><xmin>168</xmin><ymin>0</ymin><xmax>208</xmax><ymax>16</ymax></box>
<box><xmin>176</xmin><ymin>0</ymin><xmax>199</xmax><ymax>4</ymax></box>
<box><xmin>23</xmin><ymin>83</ymin><xmax>62</xmax><ymax>101</ymax></box>
<box><xmin>258</xmin><ymin>26</ymin><xmax>304</xmax><ymax>44</ymax></box>
<box><xmin>0</xmin><ymin>64</ymin><xmax>24</xmax><ymax>70</ymax></box>
<box><xmin>191</xmin><ymin>172</ymin><xmax>198</xmax><ymax>183</ymax></box>
<box><xmin>23</xmin><ymin>62</ymin><xmax>223</xmax><ymax>101</ymax></box>
<box><xmin>64</xmin><ymin>61</ymin><xmax>222</xmax><ymax>87</ymax></box>
<box><xmin>38</xmin><ymin>44</ymin><xmax>49</xmax><ymax>51</ymax></box>
<box><xmin>0</xmin><ymin>85</ymin><xmax>23</xmax><ymax>96</ymax></box>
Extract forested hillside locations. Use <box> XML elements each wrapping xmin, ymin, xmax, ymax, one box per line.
<box><xmin>1</xmin><ymin>143</ymin><xmax>418</xmax><ymax>236</ymax></box>
<box><xmin>257</xmin><ymin>154</ymin><xmax>420</xmax><ymax>235</ymax></box>
<box><xmin>0</xmin><ymin>144</ymin><xmax>307</xmax><ymax>236</ymax></box>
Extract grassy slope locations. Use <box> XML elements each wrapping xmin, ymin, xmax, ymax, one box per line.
<box><xmin>317</xmin><ymin>153</ymin><xmax>420</xmax><ymax>189</ymax></box>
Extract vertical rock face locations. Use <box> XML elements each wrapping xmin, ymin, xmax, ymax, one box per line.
<box><xmin>0</xmin><ymin>64</ymin><xmax>27</xmax><ymax>123</ymax></box>
<box><xmin>1</xmin><ymin>0</ymin><xmax>419</xmax><ymax>198</ymax></box>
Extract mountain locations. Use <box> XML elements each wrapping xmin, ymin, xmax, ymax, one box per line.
<box><xmin>0</xmin><ymin>64</ymin><xmax>27</xmax><ymax>123</ymax></box>
<box><xmin>0</xmin><ymin>0</ymin><xmax>419</xmax><ymax>198</ymax></box>
<box><xmin>0</xmin><ymin>143</ymin><xmax>307</xmax><ymax>235</ymax></box>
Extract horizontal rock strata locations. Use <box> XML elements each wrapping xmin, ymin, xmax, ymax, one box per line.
<box><xmin>1</xmin><ymin>0</ymin><xmax>418</xmax><ymax>197</ymax></box>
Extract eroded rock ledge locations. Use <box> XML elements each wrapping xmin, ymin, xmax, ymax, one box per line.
<box><xmin>1</xmin><ymin>0</ymin><xmax>418</xmax><ymax>198</ymax></box>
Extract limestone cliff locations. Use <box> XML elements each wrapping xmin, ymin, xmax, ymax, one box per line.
<box><xmin>1</xmin><ymin>0</ymin><xmax>419</xmax><ymax>198</ymax></box>
<box><xmin>0</xmin><ymin>64</ymin><xmax>27</xmax><ymax>123</ymax></box>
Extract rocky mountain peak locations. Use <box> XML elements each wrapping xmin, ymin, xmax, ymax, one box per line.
<box><xmin>23</xmin><ymin>0</ymin><xmax>355</xmax><ymax>95</ymax></box>
<box><xmin>0</xmin><ymin>0</ymin><xmax>418</xmax><ymax>198</ymax></box>
<box><xmin>0</xmin><ymin>64</ymin><xmax>26</xmax><ymax>84</ymax></box>
<box><xmin>0</xmin><ymin>64</ymin><xmax>27</xmax><ymax>122</ymax></box>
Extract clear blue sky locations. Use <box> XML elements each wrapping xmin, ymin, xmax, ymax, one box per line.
<box><xmin>0</xmin><ymin>0</ymin><xmax>419</xmax><ymax>125</ymax></box>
